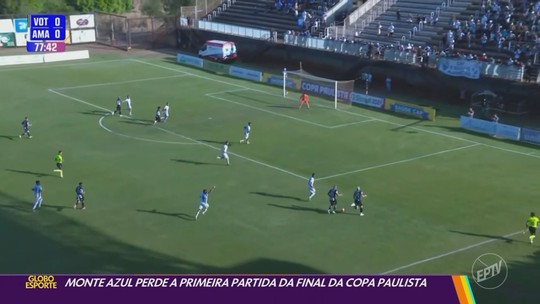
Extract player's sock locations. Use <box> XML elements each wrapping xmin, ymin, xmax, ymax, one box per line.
<box><xmin>195</xmin><ymin>210</ymin><xmax>200</xmax><ymax>220</ymax></box>
<box><xmin>82</xmin><ymin>202</ymin><xmax>85</xmax><ymax>209</ymax></box>
<box><xmin>60</xmin><ymin>170</ymin><xmax>63</xmax><ymax>178</ymax></box>
<box><xmin>73</xmin><ymin>204</ymin><xmax>77</xmax><ymax>209</ymax></box>
<box><xmin>202</xmin><ymin>208</ymin><xmax>208</xmax><ymax>215</ymax></box>
<box><xmin>328</xmin><ymin>208</ymin><xmax>331</xmax><ymax>214</ymax></box>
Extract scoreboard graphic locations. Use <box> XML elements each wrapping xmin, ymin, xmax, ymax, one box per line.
<box><xmin>26</xmin><ymin>14</ymin><xmax>66</xmax><ymax>53</ymax></box>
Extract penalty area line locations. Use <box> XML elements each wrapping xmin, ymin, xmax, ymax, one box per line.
<box><xmin>318</xmin><ymin>143</ymin><xmax>480</xmax><ymax>180</ymax></box>
<box><xmin>381</xmin><ymin>230</ymin><xmax>523</xmax><ymax>274</ymax></box>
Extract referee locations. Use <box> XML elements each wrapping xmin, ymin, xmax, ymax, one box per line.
<box><xmin>526</xmin><ymin>212</ymin><xmax>539</xmax><ymax>244</ymax></box>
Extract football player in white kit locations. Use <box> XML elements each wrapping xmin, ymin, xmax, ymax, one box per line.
<box><xmin>217</xmin><ymin>141</ymin><xmax>230</xmax><ymax>165</ymax></box>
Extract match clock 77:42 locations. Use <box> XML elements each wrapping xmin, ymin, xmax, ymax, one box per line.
<box><xmin>26</xmin><ymin>41</ymin><xmax>66</xmax><ymax>53</ymax></box>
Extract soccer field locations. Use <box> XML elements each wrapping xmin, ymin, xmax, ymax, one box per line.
<box><xmin>1</xmin><ymin>51</ymin><xmax>538</xmax><ymax>303</ymax></box>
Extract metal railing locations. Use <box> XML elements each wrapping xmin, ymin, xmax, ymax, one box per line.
<box><xmin>342</xmin><ymin>0</ymin><xmax>397</xmax><ymax>33</ymax></box>
<box><xmin>197</xmin><ymin>20</ymin><xmax>271</xmax><ymax>40</ymax></box>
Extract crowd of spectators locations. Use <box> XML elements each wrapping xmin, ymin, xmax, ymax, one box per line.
<box><xmin>273</xmin><ymin>0</ymin><xmax>340</xmax><ymax>37</ymax></box>
<box><xmin>447</xmin><ymin>0</ymin><xmax>540</xmax><ymax>67</ymax></box>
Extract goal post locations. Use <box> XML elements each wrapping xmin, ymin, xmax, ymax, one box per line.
<box><xmin>282</xmin><ymin>67</ymin><xmax>355</xmax><ymax>109</ymax></box>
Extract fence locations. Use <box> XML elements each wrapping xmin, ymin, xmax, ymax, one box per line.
<box><xmin>197</xmin><ymin>21</ymin><xmax>271</xmax><ymax>40</ymax></box>
<box><xmin>180</xmin><ymin>0</ymin><xmax>236</xmax><ymax>22</ymax></box>
<box><xmin>95</xmin><ymin>12</ymin><xmax>178</xmax><ymax>50</ymax></box>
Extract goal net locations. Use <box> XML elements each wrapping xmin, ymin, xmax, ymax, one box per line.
<box><xmin>283</xmin><ymin>67</ymin><xmax>355</xmax><ymax>109</ymax></box>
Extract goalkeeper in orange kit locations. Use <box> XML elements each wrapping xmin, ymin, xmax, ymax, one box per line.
<box><xmin>299</xmin><ymin>92</ymin><xmax>310</xmax><ymax>110</ymax></box>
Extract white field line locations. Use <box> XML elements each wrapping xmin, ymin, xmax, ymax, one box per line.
<box><xmin>132</xmin><ymin>59</ymin><xmax>374</xmax><ymax>128</ymax></box>
<box><xmin>48</xmin><ymin>89</ymin><xmax>111</xmax><ymax>113</ymax></box>
<box><xmin>0</xmin><ymin>58</ymin><xmax>130</xmax><ymax>73</ymax></box>
<box><xmin>53</xmin><ymin>74</ymin><xmax>189</xmax><ymax>90</ymax></box>
<box><xmin>98</xmin><ymin>115</ymin><xmax>200</xmax><ymax>145</ymax></box>
<box><xmin>48</xmin><ymin>89</ymin><xmax>307</xmax><ymax>180</ymax></box>
<box><xmin>132</xmin><ymin>59</ymin><xmax>540</xmax><ymax>159</ymax></box>
<box><xmin>381</xmin><ymin>230</ymin><xmax>523</xmax><ymax>274</ymax></box>
<box><xmin>148</xmin><ymin>124</ymin><xmax>306</xmax><ymax>180</ymax></box>
<box><xmin>328</xmin><ymin>119</ymin><xmax>377</xmax><ymax>129</ymax></box>
<box><xmin>206</xmin><ymin>92</ymin><xmax>331</xmax><ymax>129</ymax></box>
<box><xmin>318</xmin><ymin>144</ymin><xmax>480</xmax><ymax>180</ymax></box>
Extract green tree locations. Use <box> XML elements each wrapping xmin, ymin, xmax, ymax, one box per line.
<box><xmin>163</xmin><ymin>0</ymin><xmax>194</xmax><ymax>15</ymax></box>
<box><xmin>141</xmin><ymin>0</ymin><xmax>163</xmax><ymax>17</ymax></box>
<box><xmin>0</xmin><ymin>0</ymin><xmax>21</xmax><ymax>14</ymax></box>
<box><xmin>67</xmin><ymin>0</ymin><xmax>95</xmax><ymax>12</ymax></box>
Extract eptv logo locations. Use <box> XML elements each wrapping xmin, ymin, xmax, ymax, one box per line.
<box><xmin>471</xmin><ymin>253</ymin><xmax>508</xmax><ymax>289</ymax></box>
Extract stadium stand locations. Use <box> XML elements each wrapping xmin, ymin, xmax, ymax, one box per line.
<box><xmin>344</xmin><ymin>0</ymin><xmax>482</xmax><ymax>48</ymax></box>
<box><xmin>210</xmin><ymin>0</ymin><xmax>343</xmax><ymax>38</ymax></box>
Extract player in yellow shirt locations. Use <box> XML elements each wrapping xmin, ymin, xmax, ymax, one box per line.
<box><xmin>526</xmin><ymin>212</ymin><xmax>539</xmax><ymax>244</ymax></box>
<box><xmin>53</xmin><ymin>150</ymin><xmax>63</xmax><ymax>178</ymax></box>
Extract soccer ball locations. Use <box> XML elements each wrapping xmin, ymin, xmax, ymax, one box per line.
<box><xmin>341</xmin><ymin>208</ymin><xmax>345</xmax><ymax>213</ymax></box>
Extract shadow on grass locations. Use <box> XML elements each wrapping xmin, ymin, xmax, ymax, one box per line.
<box><xmin>41</xmin><ymin>204</ymin><xmax>72</xmax><ymax>212</ymax></box>
<box><xmin>136</xmin><ymin>209</ymin><xmax>194</xmax><ymax>221</ymax></box>
<box><xmin>120</xmin><ymin>120</ymin><xmax>152</xmax><ymax>126</ymax></box>
<box><xmin>267</xmin><ymin>203</ymin><xmax>328</xmax><ymax>214</ymax></box>
<box><xmin>267</xmin><ymin>105</ymin><xmax>297</xmax><ymax>109</ymax></box>
<box><xmin>251</xmin><ymin>192</ymin><xmax>304</xmax><ymax>201</ymax></box>
<box><xmin>5</xmin><ymin>169</ymin><xmax>55</xmax><ymax>178</ymax></box>
<box><xmin>448</xmin><ymin>229</ymin><xmax>518</xmax><ymax>244</ymax></box>
<box><xmin>391</xmin><ymin>120</ymin><xmax>422</xmax><ymax>133</ymax></box>
<box><xmin>80</xmin><ymin>110</ymin><xmax>111</xmax><ymax>116</ymax></box>
<box><xmin>199</xmin><ymin>139</ymin><xmax>226</xmax><ymax>145</ymax></box>
<box><xmin>171</xmin><ymin>159</ymin><xmax>215</xmax><ymax>166</ymax></box>
<box><xmin>0</xmin><ymin>135</ymin><xmax>17</xmax><ymax>140</ymax></box>
<box><xmin>0</xmin><ymin>188</ymin><xmax>327</xmax><ymax>275</ymax></box>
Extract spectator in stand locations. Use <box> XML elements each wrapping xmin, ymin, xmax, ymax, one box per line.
<box><xmin>387</xmin><ymin>23</ymin><xmax>395</xmax><ymax>37</ymax></box>
<box><xmin>378</xmin><ymin>22</ymin><xmax>382</xmax><ymax>36</ymax></box>
<box><xmin>467</xmin><ymin>107</ymin><xmax>474</xmax><ymax>118</ymax></box>
<box><xmin>492</xmin><ymin>113</ymin><xmax>499</xmax><ymax>123</ymax></box>
<box><xmin>397</xmin><ymin>9</ymin><xmax>401</xmax><ymax>21</ymax></box>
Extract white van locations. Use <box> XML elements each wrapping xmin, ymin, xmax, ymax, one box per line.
<box><xmin>198</xmin><ymin>40</ymin><xmax>237</xmax><ymax>62</ymax></box>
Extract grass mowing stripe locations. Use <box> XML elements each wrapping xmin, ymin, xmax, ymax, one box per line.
<box><xmin>48</xmin><ymin>89</ymin><xmax>307</xmax><ymax>181</ymax></box>
<box><xmin>53</xmin><ymin>75</ymin><xmax>189</xmax><ymax>90</ymax></box>
<box><xmin>136</xmin><ymin>57</ymin><xmax>539</xmax><ymax>160</ymax></box>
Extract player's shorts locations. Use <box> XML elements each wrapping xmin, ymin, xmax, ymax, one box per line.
<box><xmin>529</xmin><ymin>226</ymin><xmax>537</xmax><ymax>235</ymax></box>
<box><xmin>221</xmin><ymin>153</ymin><xmax>229</xmax><ymax>159</ymax></box>
<box><xmin>56</xmin><ymin>163</ymin><xmax>63</xmax><ymax>170</ymax></box>
<box><xmin>116</xmin><ymin>105</ymin><xmax>121</xmax><ymax>111</ymax></box>
<box><xmin>76</xmin><ymin>194</ymin><xmax>84</xmax><ymax>203</ymax></box>
<box><xmin>354</xmin><ymin>199</ymin><xmax>362</xmax><ymax>206</ymax></box>
<box><xmin>309</xmin><ymin>188</ymin><xmax>315</xmax><ymax>195</ymax></box>
<box><xmin>155</xmin><ymin>115</ymin><xmax>161</xmax><ymax>122</ymax></box>
<box><xmin>23</xmin><ymin>128</ymin><xmax>29</xmax><ymax>133</ymax></box>
<box><xmin>244</xmin><ymin>133</ymin><xmax>250</xmax><ymax>139</ymax></box>
<box><xmin>329</xmin><ymin>198</ymin><xmax>337</xmax><ymax>206</ymax></box>
<box><xmin>163</xmin><ymin>114</ymin><xmax>169</xmax><ymax>119</ymax></box>
<box><xmin>198</xmin><ymin>202</ymin><xmax>209</xmax><ymax>210</ymax></box>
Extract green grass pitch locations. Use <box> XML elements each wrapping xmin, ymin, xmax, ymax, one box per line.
<box><xmin>0</xmin><ymin>52</ymin><xmax>538</xmax><ymax>303</ymax></box>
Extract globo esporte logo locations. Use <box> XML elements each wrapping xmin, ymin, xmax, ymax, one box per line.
<box><xmin>25</xmin><ymin>275</ymin><xmax>58</xmax><ymax>289</ymax></box>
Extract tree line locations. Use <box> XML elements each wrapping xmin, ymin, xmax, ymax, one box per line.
<box><xmin>0</xmin><ymin>0</ymin><xmax>194</xmax><ymax>15</ymax></box>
